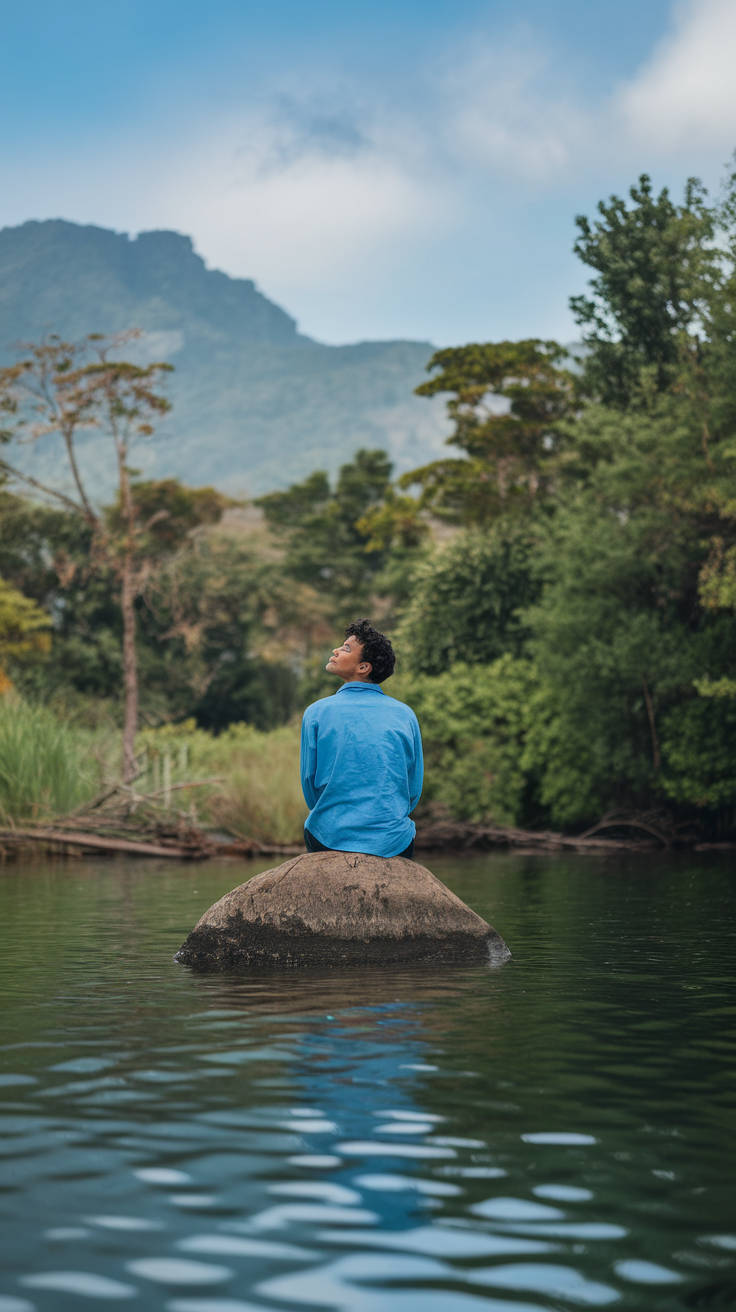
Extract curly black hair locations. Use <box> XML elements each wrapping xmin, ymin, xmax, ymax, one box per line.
<box><xmin>345</xmin><ymin>618</ymin><xmax>396</xmax><ymax>684</ymax></box>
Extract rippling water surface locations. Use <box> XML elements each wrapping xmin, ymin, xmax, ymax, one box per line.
<box><xmin>1</xmin><ymin>852</ymin><xmax>735</xmax><ymax>1312</ymax></box>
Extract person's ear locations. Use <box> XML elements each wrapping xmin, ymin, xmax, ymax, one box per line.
<box><xmin>358</xmin><ymin>661</ymin><xmax>372</xmax><ymax>674</ymax></box>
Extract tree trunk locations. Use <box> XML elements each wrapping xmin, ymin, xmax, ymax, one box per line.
<box><xmin>642</xmin><ymin>677</ymin><xmax>661</xmax><ymax>770</ymax></box>
<box><xmin>121</xmin><ymin>549</ymin><xmax>138</xmax><ymax>784</ymax></box>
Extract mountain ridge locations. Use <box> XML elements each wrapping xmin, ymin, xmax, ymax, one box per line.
<box><xmin>0</xmin><ymin>219</ymin><xmax>450</xmax><ymax>497</ymax></box>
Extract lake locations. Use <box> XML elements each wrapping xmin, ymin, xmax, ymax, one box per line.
<box><xmin>0</xmin><ymin>852</ymin><xmax>734</xmax><ymax>1311</ymax></box>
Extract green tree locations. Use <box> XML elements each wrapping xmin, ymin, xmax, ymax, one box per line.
<box><xmin>522</xmin><ymin>397</ymin><xmax>736</xmax><ymax>826</ymax></box>
<box><xmin>142</xmin><ymin>526</ymin><xmax>304</xmax><ymax>731</ymax></box>
<box><xmin>393</xmin><ymin>656</ymin><xmax>540</xmax><ymax>825</ymax></box>
<box><xmin>257</xmin><ymin>448</ymin><xmax>426</xmax><ymax>622</ymax></box>
<box><xmin>0</xmin><ymin>333</ymin><xmax>174</xmax><ymax>779</ymax></box>
<box><xmin>571</xmin><ymin>172</ymin><xmax>728</xmax><ymax>409</ymax></box>
<box><xmin>0</xmin><ymin>576</ymin><xmax>50</xmax><ymax>690</ymax></box>
<box><xmin>395</xmin><ymin>523</ymin><xmax>540</xmax><ymax>676</ymax></box>
<box><xmin>0</xmin><ymin>485</ymin><xmax>299</xmax><ymax>732</ymax></box>
<box><xmin>392</xmin><ymin>167</ymin><xmax>736</xmax><ymax>833</ymax></box>
<box><xmin>400</xmin><ymin>340</ymin><xmax>576</xmax><ymax>525</ymax></box>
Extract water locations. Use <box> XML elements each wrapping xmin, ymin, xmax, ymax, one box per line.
<box><xmin>1</xmin><ymin>852</ymin><xmax>735</xmax><ymax>1312</ymax></box>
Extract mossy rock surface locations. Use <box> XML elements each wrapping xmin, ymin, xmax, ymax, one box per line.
<box><xmin>175</xmin><ymin>850</ymin><xmax>510</xmax><ymax>969</ymax></box>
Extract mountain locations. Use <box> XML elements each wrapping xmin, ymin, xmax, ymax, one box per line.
<box><xmin>0</xmin><ymin>220</ymin><xmax>450</xmax><ymax>496</ymax></box>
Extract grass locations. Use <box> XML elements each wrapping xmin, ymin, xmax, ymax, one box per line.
<box><xmin>0</xmin><ymin>698</ymin><xmax>308</xmax><ymax>844</ymax></box>
<box><xmin>137</xmin><ymin>720</ymin><xmax>307</xmax><ymax>845</ymax></box>
<box><xmin>206</xmin><ymin>726</ymin><xmax>308</xmax><ymax>845</ymax></box>
<box><xmin>0</xmin><ymin>696</ymin><xmax>104</xmax><ymax>824</ymax></box>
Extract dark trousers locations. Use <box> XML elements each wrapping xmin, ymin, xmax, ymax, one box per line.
<box><xmin>304</xmin><ymin>827</ymin><xmax>414</xmax><ymax>861</ymax></box>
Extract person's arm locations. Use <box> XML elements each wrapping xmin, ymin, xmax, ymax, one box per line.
<box><xmin>300</xmin><ymin>711</ymin><xmax>320</xmax><ymax>810</ymax></box>
<box><xmin>408</xmin><ymin>714</ymin><xmax>424</xmax><ymax>813</ymax></box>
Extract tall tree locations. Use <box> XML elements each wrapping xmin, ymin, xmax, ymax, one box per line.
<box><xmin>257</xmin><ymin>448</ymin><xmax>425</xmax><ymax>621</ymax></box>
<box><xmin>402</xmin><ymin>340</ymin><xmax>576</xmax><ymax>525</ymax></box>
<box><xmin>0</xmin><ymin>333</ymin><xmax>173</xmax><ymax>780</ymax></box>
<box><xmin>570</xmin><ymin>173</ymin><xmax>725</xmax><ymax>408</ymax></box>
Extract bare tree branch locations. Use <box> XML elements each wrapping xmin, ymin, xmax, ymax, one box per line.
<box><xmin>0</xmin><ymin>459</ymin><xmax>92</xmax><ymax>517</ymax></box>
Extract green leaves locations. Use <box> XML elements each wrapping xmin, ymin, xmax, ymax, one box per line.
<box><xmin>571</xmin><ymin>173</ymin><xmax>728</xmax><ymax>409</ymax></box>
<box><xmin>395</xmin><ymin>524</ymin><xmax>540</xmax><ymax>676</ymax></box>
<box><xmin>393</xmin><ymin>656</ymin><xmax>540</xmax><ymax>826</ymax></box>
<box><xmin>256</xmin><ymin>449</ymin><xmax>415</xmax><ymax>618</ymax></box>
<box><xmin>404</xmin><ymin>339</ymin><xmax>576</xmax><ymax>524</ymax></box>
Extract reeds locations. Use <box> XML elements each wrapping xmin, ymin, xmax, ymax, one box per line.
<box><xmin>0</xmin><ymin>697</ymin><xmax>103</xmax><ymax>824</ymax></box>
<box><xmin>0</xmin><ymin>698</ymin><xmax>307</xmax><ymax>844</ymax></box>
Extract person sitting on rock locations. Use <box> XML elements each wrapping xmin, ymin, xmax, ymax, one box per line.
<box><xmin>300</xmin><ymin>617</ymin><xmax>423</xmax><ymax>859</ymax></box>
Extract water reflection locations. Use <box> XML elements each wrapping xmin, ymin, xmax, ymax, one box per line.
<box><xmin>0</xmin><ymin>853</ymin><xmax>735</xmax><ymax>1310</ymax></box>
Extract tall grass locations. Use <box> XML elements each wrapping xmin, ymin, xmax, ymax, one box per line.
<box><xmin>0</xmin><ymin>698</ymin><xmax>307</xmax><ymax>842</ymax></box>
<box><xmin>0</xmin><ymin>697</ymin><xmax>103</xmax><ymax>824</ymax></box>
<box><xmin>206</xmin><ymin>726</ymin><xmax>307</xmax><ymax>845</ymax></box>
<box><xmin>137</xmin><ymin>720</ymin><xmax>307</xmax><ymax>845</ymax></box>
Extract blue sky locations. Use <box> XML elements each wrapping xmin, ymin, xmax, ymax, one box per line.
<box><xmin>1</xmin><ymin>0</ymin><xmax>735</xmax><ymax>345</ymax></box>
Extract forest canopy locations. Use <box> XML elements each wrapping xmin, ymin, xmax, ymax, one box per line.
<box><xmin>0</xmin><ymin>167</ymin><xmax>735</xmax><ymax>837</ymax></box>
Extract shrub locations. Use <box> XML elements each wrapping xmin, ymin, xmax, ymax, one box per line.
<box><xmin>392</xmin><ymin>656</ymin><xmax>540</xmax><ymax>826</ymax></box>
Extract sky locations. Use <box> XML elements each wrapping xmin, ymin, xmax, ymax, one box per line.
<box><xmin>1</xmin><ymin>0</ymin><xmax>735</xmax><ymax>346</ymax></box>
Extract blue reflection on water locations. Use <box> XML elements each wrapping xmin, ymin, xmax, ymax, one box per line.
<box><xmin>1</xmin><ymin>854</ymin><xmax>735</xmax><ymax>1310</ymax></box>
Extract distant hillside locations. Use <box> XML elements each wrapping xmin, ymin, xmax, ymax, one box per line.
<box><xmin>0</xmin><ymin>220</ymin><xmax>450</xmax><ymax>496</ymax></box>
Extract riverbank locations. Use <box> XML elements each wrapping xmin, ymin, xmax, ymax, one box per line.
<box><xmin>1</xmin><ymin>697</ymin><xmax>733</xmax><ymax>861</ymax></box>
<box><xmin>2</xmin><ymin>811</ymin><xmax>732</xmax><ymax>862</ymax></box>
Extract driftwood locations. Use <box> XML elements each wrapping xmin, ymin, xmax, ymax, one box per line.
<box><xmin>413</xmin><ymin>806</ymin><xmax>707</xmax><ymax>853</ymax></box>
<box><xmin>0</xmin><ymin>826</ymin><xmax>212</xmax><ymax>859</ymax></box>
<box><xmin>415</xmin><ymin>819</ymin><xmax>668</xmax><ymax>854</ymax></box>
<box><xmin>579</xmin><ymin>817</ymin><xmax>673</xmax><ymax>847</ymax></box>
<box><xmin>0</xmin><ymin>775</ymin><xmax>223</xmax><ymax>859</ymax></box>
<box><xmin>0</xmin><ymin>789</ymin><xmax>725</xmax><ymax>863</ymax></box>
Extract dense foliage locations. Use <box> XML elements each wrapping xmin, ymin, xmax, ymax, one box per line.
<box><xmin>0</xmin><ymin>167</ymin><xmax>734</xmax><ymax>837</ymax></box>
<box><xmin>0</xmin><ymin>485</ymin><xmax>303</xmax><ymax>730</ymax></box>
<box><xmin>389</xmin><ymin>169</ymin><xmax>736</xmax><ymax>832</ymax></box>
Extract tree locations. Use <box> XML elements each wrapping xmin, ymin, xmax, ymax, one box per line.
<box><xmin>392</xmin><ymin>655</ymin><xmax>540</xmax><ymax>825</ymax></box>
<box><xmin>142</xmin><ymin>526</ymin><xmax>305</xmax><ymax>731</ymax></box>
<box><xmin>389</xmin><ymin>168</ymin><xmax>736</xmax><ymax>832</ymax></box>
<box><xmin>0</xmin><ymin>334</ymin><xmax>173</xmax><ymax>780</ymax></box>
<box><xmin>0</xmin><ymin>576</ymin><xmax>50</xmax><ymax>691</ymax></box>
<box><xmin>257</xmin><ymin>448</ymin><xmax>426</xmax><ymax>621</ymax></box>
<box><xmin>395</xmin><ymin>523</ymin><xmax>540</xmax><ymax>676</ymax></box>
<box><xmin>571</xmin><ymin>173</ymin><xmax>725</xmax><ymax>408</ymax></box>
<box><xmin>519</xmin><ymin>395</ymin><xmax>736</xmax><ymax>826</ymax></box>
<box><xmin>401</xmin><ymin>340</ymin><xmax>576</xmax><ymax>525</ymax></box>
<box><xmin>0</xmin><ymin>485</ymin><xmax>300</xmax><ymax>732</ymax></box>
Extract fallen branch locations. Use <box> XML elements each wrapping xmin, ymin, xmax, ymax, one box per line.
<box><xmin>0</xmin><ymin>827</ymin><xmax>211</xmax><ymax>859</ymax></box>
<box><xmin>144</xmin><ymin>777</ymin><xmax>224</xmax><ymax>800</ymax></box>
<box><xmin>414</xmin><ymin>819</ymin><xmax>674</xmax><ymax>853</ymax></box>
<box><xmin>578</xmin><ymin>817</ymin><xmax>672</xmax><ymax>847</ymax></box>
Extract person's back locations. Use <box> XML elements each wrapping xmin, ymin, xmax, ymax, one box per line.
<box><xmin>300</xmin><ymin>619</ymin><xmax>423</xmax><ymax>858</ymax></box>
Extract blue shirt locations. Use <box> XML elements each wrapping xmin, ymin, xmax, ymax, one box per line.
<box><xmin>300</xmin><ymin>681</ymin><xmax>423</xmax><ymax>858</ymax></box>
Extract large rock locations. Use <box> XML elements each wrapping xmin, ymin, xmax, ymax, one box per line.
<box><xmin>175</xmin><ymin>851</ymin><xmax>510</xmax><ymax>970</ymax></box>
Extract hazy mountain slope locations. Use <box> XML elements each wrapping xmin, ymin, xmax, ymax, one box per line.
<box><xmin>0</xmin><ymin>220</ymin><xmax>449</xmax><ymax>495</ymax></box>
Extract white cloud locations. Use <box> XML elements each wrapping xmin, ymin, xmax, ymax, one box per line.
<box><xmin>617</xmin><ymin>0</ymin><xmax>736</xmax><ymax>155</ymax></box>
<box><xmin>433</xmin><ymin>0</ymin><xmax>736</xmax><ymax>184</ymax></box>
<box><xmin>3</xmin><ymin>0</ymin><xmax>735</xmax><ymax>344</ymax></box>
<box><xmin>435</xmin><ymin>39</ymin><xmax>589</xmax><ymax>184</ymax></box>
<box><xmin>159</xmin><ymin>122</ymin><xmax>446</xmax><ymax>291</ymax></box>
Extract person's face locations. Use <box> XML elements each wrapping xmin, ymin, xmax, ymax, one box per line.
<box><xmin>325</xmin><ymin>635</ymin><xmax>373</xmax><ymax>682</ymax></box>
